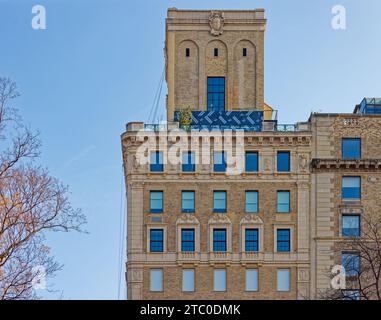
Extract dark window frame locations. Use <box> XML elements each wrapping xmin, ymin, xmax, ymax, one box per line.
<box><xmin>245</xmin><ymin>190</ymin><xmax>259</xmax><ymax>213</ymax></box>
<box><xmin>150</xmin><ymin>151</ymin><xmax>164</xmax><ymax>172</ymax></box>
<box><xmin>245</xmin><ymin>151</ymin><xmax>259</xmax><ymax>172</ymax></box>
<box><xmin>277</xmin><ymin>151</ymin><xmax>291</xmax><ymax>172</ymax></box>
<box><xmin>342</xmin><ymin>138</ymin><xmax>361</xmax><ymax>160</ymax></box>
<box><xmin>150</xmin><ymin>190</ymin><xmax>163</xmax><ymax>213</ymax></box>
<box><xmin>277</xmin><ymin>229</ymin><xmax>291</xmax><ymax>252</ymax></box>
<box><xmin>213</xmin><ymin>190</ymin><xmax>227</xmax><ymax>213</ymax></box>
<box><xmin>207</xmin><ymin>77</ymin><xmax>225</xmax><ymax>111</ymax></box>
<box><xmin>342</xmin><ymin>176</ymin><xmax>361</xmax><ymax>200</ymax></box>
<box><xmin>185</xmin><ymin>48</ymin><xmax>190</xmax><ymax>57</ymax></box>
<box><xmin>182</xmin><ymin>151</ymin><xmax>196</xmax><ymax>172</ymax></box>
<box><xmin>181</xmin><ymin>228</ymin><xmax>195</xmax><ymax>252</ymax></box>
<box><xmin>181</xmin><ymin>190</ymin><xmax>195</xmax><ymax>213</ymax></box>
<box><xmin>277</xmin><ymin>190</ymin><xmax>291</xmax><ymax>213</ymax></box>
<box><xmin>150</xmin><ymin>229</ymin><xmax>164</xmax><ymax>252</ymax></box>
<box><xmin>213</xmin><ymin>228</ymin><xmax>227</xmax><ymax>252</ymax></box>
<box><xmin>342</xmin><ymin>214</ymin><xmax>361</xmax><ymax>237</ymax></box>
<box><xmin>214</xmin><ymin>151</ymin><xmax>227</xmax><ymax>172</ymax></box>
<box><xmin>245</xmin><ymin>228</ymin><xmax>259</xmax><ymax>252</ymax></box>
<box><xmin>342</xmin><ymin>251</ymin><xmax>361</xmax><ymax>277</ymax></box>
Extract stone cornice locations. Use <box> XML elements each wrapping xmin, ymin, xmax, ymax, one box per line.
<box><xmin>311</xmin><ymin>158</ymin><xmax>381</xmax><ymax>172</ymax></box>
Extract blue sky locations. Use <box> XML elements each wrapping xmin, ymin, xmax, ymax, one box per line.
<box><xmin>0</xmin><ymin>0</ymin><xmax>380</xmax><ymax>299</ymax></box>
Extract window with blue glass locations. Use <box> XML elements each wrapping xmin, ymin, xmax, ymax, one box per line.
<box><xmin>150</xmin><ymin>229</ymin><xmax>164</xmax><ymax>252</ymax></box>
<box><xmin>245</xmin><ymin>151</ymin><xmax>258</xmax><ymax>172</ymax></box>
<box><xmin>342</xmin><ymin>176</ymin><xmax>361</xmax><ymax>200</ymax></box>
<box><xmin>182</xmin><ymin>191</ymin><xmax>195</xmax><ymax>213</ymax></box>
<box><xmin>342</xmin><ymin>290</ymin><xmax>360</xmax><ymax>301</ymax></box>
<box><xmin>213</xmin><ymin>191</ymin><xmax>227</xmax><ymax>213</ymax></box>
<box><xmin>214</xmin><ymin>151</ymin><xmax>226</xmax><ymax>172</ymax></box>
<box><xmin>150</xmin><ymin>191</ymin><xmax>163</xmax><ymax>213</ymax></box>
<box><xmin>277</xmin><ymin>151</ymin><xmax>290</xmax><ymax>172</ymax></box>
<box><xmin>245</xmin><ymin>229</ymin><xmax>259</xmax><ymax>252</ymax></box>
<box><xmin>207</xmin><ymin>77</ymin><xmax>225</xmax><ymax>111</ymax></box>
<box><xmin>181</xmin><ymin>229</ymin><xmax>195</xmax><ymax>252</ymax></box>
<box><xmin>213</xmin><ymin>229</ymin><xmax>227</xmax><ymax>252</ymax></box>
<box><xmin>277</xmin><ymin>229</ymin><xmax>291</xmax><ymax>252</ymax></box>
<box><xmin>342</xmin><ymin>138</ymin><xmax>361</xmax><ymax>159</ymax></box>
<box><xmin>342</xmin><ymin>215</ymin><xmax>360</xmax><ymax>237</ymax></box>
<box><xmin>245</xmin><ymin>191</ymin><xmax>258</xmax><ymax>213</ymax></box>
<box><xmin>342</xmin><ymin>252</ymin><xmax>360</xmax><ymax>277</ymax></box>
<box><xmin>182</xmin><ymin>151</ymin><xmax>195</xmax><ymax>172</ymax></box>
<box><xmin>150</xmin><ymin>151</ymin><xmax>163</xmax><ymax>172</ymax></box>
<box><xmin>277</xmin><ymin>191</ymin><xmax>290</xmax><ymax>213</ymax></box>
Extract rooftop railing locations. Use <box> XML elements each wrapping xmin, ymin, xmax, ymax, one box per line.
<box><xmin>143</xmin><ymin>122</ymin><xmax>304</xmax><ymax>132</ymax></box>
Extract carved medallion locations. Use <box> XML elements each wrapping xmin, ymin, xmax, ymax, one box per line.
<box><xmin>209</xmin><ymin>11</ymin><xmax>224</xmax><ymax>36</ymax></box>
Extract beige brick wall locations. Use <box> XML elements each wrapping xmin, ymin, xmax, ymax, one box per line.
<box><xmin>143</xmin><ymin>181</ymin><xmax>298</xmax><ymax>254</ymax></box>
<box><xmin>143</xmin><ymin>265</ymin><xmax>297</xmax><ymax>300</ymax></box>
<box><xmin>166</xmin><ymin>9</ymin><xmax>266</xmax><ymax>120</ymax></box>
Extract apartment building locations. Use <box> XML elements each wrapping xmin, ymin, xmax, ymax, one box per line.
<box><xmin>121</xmin><ymin>8</ymin><xmax>381</xmax><ymax>300</ymax></box>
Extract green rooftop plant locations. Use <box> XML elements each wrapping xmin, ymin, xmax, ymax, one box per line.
<box><xmin>178</xmin><ymin>106</ymin><xmax>192</xmax><ymax>131</ymax></box>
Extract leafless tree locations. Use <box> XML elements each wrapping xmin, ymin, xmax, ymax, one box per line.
<box><xmin>320</xmin><ymin>211</ymin><xmax>381</xmax><ymax>300</ymax></box>
<box><xmin>0</xmin><ymin>77</ymin><xmax>86</xmax><ymax>300</ymax></box>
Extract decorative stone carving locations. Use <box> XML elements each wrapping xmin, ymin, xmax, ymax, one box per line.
<box><xmin>240</xmin><ymin>214</ymin><xmax>264</xmax><ymax>225</ymax></box>
<box><xmin>298</xmin><ymin>154</ymin><xmax>308</xmax><ymax>171</ymax></box>
<box><xmin>368</xmin><ymin>176</ymin><xmax>379</xmax><ymax>183</ymax></box>
<box><xmin>298</xmin><ymin>269</ymin><xmax>309</xmax><ymax>282</ymax></box>
<box><xmin>133</xmin><ymin>154</ymin><xmax>140</xmax><ymax>169</ymax></box>
<box><xmin>264</xmin><ymin>157</ymin><xmax>272</xmax><ymax>172</ymax></box>
<box><xmin>132</xmin><ymin>270</ymin><xmax>143</xmax><ymax>282</ymax></box>
<box><xmin>208</xmin><ymin>213</ymin><xmax>231</xmax><ymax>224</ymax></box>
<box><xmin>176</xmin><ymin>213</ymin><xmax>200</xmax><ymax>225</ymax></box>
<box><xmin>209</xmin><ymin>11</ymin><xmax>224</xmax><ymax>36</ymax></box>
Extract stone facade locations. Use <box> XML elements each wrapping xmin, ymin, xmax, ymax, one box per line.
<box><xmin>165</xmin><ymin>8</ymin><xmax>266</xmax><ymax>121</ymax></box>
<box><xmin>122</xmin><ymin>8</ymin><xmax>381</xmax><ymax>300</ymax></box>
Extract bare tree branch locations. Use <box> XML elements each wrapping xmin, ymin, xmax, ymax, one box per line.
<box><xmin>0</xmin><ymin>77</ymin><xmax>86</xmax><ymax>300</ymax></box>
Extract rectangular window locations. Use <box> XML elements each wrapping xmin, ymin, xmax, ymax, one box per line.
<box><xmin>150</xmin><ymin>151</ymin><xmax>163</xmax><ymax>172</ymax></box>
<box><xmin>277</xmin><ymin>269</ymin><xmax>290</xmax><ymax>292</ymax></box>
<box><xmin>245</xmin><ymin>269</ymin><xmax>258</xmax><ymax>291</ymax></box>
<box><xmin>214</xmin><ymin>151</ymin><xmax>226</xmax><ymax>172</ymax></box>
<box><xmin>185</xmin><ymin>48</ymin><xmax>190</xmax><ymax>57</ymax></box>
<box><xmin>182</xmin><ymin>191</ymin><xmax>195</xmax><ymax>213</ymax></box>
<box><xmin>181</xmin><ymin>229</ymin><xmax>195</xmax><ymax>252</ymax></box>
<box><xmin>213</xmin><ymin>191</ymin><xmax>227</xmax><ymax>213</ymax></box>
<box><xmin>342</xmin><ymin>138</ymin><xmax>361</xmax><ymax>159</ymax></box>
<box><xmin>342</xmin><ymin>290</ymin><xmax>360</xmax><ymax>301</ymax></box>
<box><xmin>245</xmin><ymin>191</ymin><xmax>258</xmax><ymax>213</ymax></box>
<box><xmin>214</xmin><ymin>48</ymin><xmax>219</xmax><ymax>57</ymax></box>
<box><xmin>342</xmin><ymin>215</ymin><xmax>360</xmax><ymax>237</ymax></box>
<box><xmin>342</xmin><ymin>176</ymin><xmax>361</xmax><ymax>200</ymax></box>
<box><xmin>243</xmin><ymin>48</ymin><xmax>247</xmax><ymax>57</ymax></box>
<box><xmin>207</xmin><ymin>77</ymin><xmax>225</xmax><ymax>111</ymax></box>
<box><xmin>150</xmin><ymin>191</ymin><xmax>163</xmax><ymax>213</ymax></box>
<box><xmin>150</xmin><ymin>229</ymin><xmax>164</xmax><ymax>252</ymax></box>
<box><xmin>214</xmin><ymin>269</ymin><xmax>226</xmax><ymax>291</ymax></box>
<box><xmin>150</xmin><ymin>269</ymin><xmax>163</xmax><ymax>292</ymax></box>
<box><xmin>277</xmin><ymin>151</ymin><xmax>290</xmax><ymax>172</ymax></box>
<box><xmin>245</xmin><ymin>151</ymin><xmax>258</xmax><ymax>172</ymax></box>
<box><xmin>182</xmin><ymin>269</ymin><xmax>195</xmax><ymax>292</ymax></box>
<box><xmin>245</xmin><ymin>229</ymin><xmax>259</xmax><ymax>252</ymax></box>
<box><xmin>342</xmin><ymin>252</ymin><xmax>360</xmax><ymax>277</ymax></box>
<box><xmin>213</xmin><ymin>229</ymin><xmax>227</xmax><ymax>252</ymax></box>
<box><xmin>277</xmin><ymin>191</ymin><xmax>290</xmax><ymax>213</ymax></box>
<box><xmin>277</xmin><ymin>229</ymin><xmax>291</xmax><ymax>252</ymax></box>
<box><xmin>182</xmin><ymin>151</ymin><xmax>195</xmax><ymax>172</ymax></box>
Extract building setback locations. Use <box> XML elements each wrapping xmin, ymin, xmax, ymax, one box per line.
<box><xmin>121</xmin><ymin>8</ymin><xmax>381</xmax><ymax>299</ymax></box>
